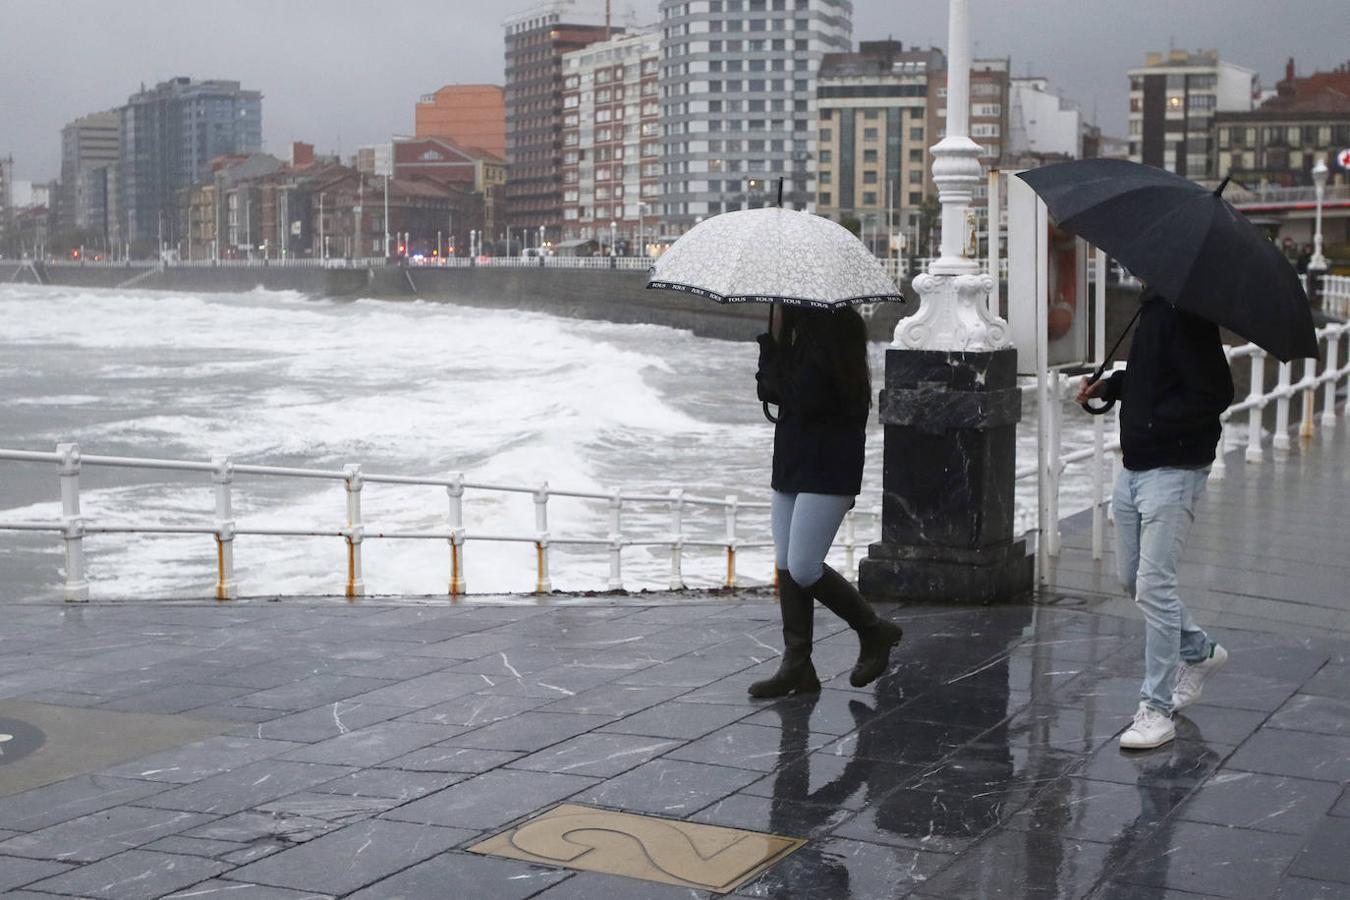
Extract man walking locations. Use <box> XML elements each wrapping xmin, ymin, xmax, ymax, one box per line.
<box><xmin>1078</xmin><ymin>290</ymin><xmax>1235</xmax><ymax>750</ymax></box>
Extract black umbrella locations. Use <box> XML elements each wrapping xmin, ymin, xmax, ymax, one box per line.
<box><xmin>1016</xmin><ymin>158</ymin><xmax>1319</xmax><ymax>363</ymax></box>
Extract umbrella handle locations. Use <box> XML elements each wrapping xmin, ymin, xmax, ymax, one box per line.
<box><xmin>1081</xmin><ymin>396</ymin><xmax>1116</xmax><ymax>416</ymax></box>
<box><xmin>762</xmin><ymin>401</ymin><xmax>779</xmax><ymax>424</ymax></box>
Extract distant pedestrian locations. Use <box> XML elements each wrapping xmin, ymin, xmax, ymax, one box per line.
<box><xmin>1078</xmin><ymin>289</ymin><xmax>1234</xmax><ymax>749</ymax></box>
<box><xmin>749</xmin><ymin>304</ymin><xmax>903</xmax><ymax>698</ymax></box>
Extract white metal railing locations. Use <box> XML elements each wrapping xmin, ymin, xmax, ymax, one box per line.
<box><xmin>910</xmin><ymin>256</ymin><xmax>1008</xmax><ymax>279</ymax></box>
<box><xmin>0</xmin><ymin>445</ymin><xmax>880</xmax><ymax>602</ymax></box>
<box><xmin>1228</xmin><ymin>183</ymin><xmax>1350</xmax><ymax>207</ymax></box>
<box><xmin>1025</xmin><ymin>320</ymin><xmax>1350</xmax><ymax>573</ymax></box>
<box><xmin>1322</xmin><ymin>274</ymin><xmax>1350</xmax><ymax>319</ymax></box>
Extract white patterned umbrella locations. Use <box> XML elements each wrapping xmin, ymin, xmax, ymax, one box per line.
<box><xmin>646</xmin><ymin>207</ymin><xmax>903</xmax><ymax>307</ymax></box>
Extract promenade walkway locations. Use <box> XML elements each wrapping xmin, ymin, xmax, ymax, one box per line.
<box><xmin>0</xmin><ymin>433</ymin><xmax>1346</xmax><ymax>898</ymax></box>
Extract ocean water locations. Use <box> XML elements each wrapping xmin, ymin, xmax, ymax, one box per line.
<box><xmin>0</xmin><ymin>284</ymin><xmax>1105</xmax><ymax>600</ymax></box>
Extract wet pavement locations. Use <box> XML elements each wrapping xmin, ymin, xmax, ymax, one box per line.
<box><xmin>0</xmin><ymin>585</ymin><xmax>1344</xmax><ymax>899</ymax></box>
<box><xmin>0</xmin><ymin>430</ymin><xmax>1347</xmax><ymax>897</ymax></box>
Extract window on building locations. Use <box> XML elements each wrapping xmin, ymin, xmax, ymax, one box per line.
<box><xmin>909</xmin><ymin>170</ymin><xmax>922</xmax><ymax>184</ymax></box>
<box><xmin>820</xmin><ymin>191</ymin><xmax>832</xmax><ymax>205</ymax></box>
<box><xmin>820</xmin><ymin>128</ymin><xmax>833</xmax><ymax>142</ymax></box>
<box><xmin>862</xmin><ymin>149</ymin><xmax>878</xmax><ymax>163</ymax></box>
<box><xmin>864</xmin><ymin>128</ymin><xmax>879</xmax><ymax>141</ymax></box>
<box><xmin>863</xmin><ymin>110</ymin><xmax>879</xmax><ymax>120</ymax></box>
<box><xmin>819</xmin><ymin>171</ymin><xmax>832</xmax><ymax>184</ymax></box>
<box><xmin>863</xmin><ymin>171</ymin><xmax>878</xmax><ymax>184</ymax></box>
<box><xmin>971</xmin><ymin>123</ymin><xmax>1000</xmax><ymax>138</ymax></box>
<box><xmin>862</xmin><ymin>191</ymin><xmax>877</xmax><ymax>204</ymax></box>
<box><xmin>909</xmin><ymin>127</ymin><xmax>924</xmax><ymax>140</ymax></box>
<box><xmin>909</xmin><ymin>149</ymin><xmax>922</xmax><ymax>161</ymax></box>
<box><xmin>819</xmin><ymin>149</ymin><xmax>832</xmax><ymax>163</ymax></box>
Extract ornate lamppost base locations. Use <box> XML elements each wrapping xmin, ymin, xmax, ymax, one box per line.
<box><xmin>858</xmin><ymin>346</ymin><xmax>1034</xmax><ymax>604</ymax></box>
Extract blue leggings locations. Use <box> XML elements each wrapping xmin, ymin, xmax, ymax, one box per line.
<box><xmin>771</xmin><ymin>491</ymin><xmax>854</xmax><ymax>589</ymax></box>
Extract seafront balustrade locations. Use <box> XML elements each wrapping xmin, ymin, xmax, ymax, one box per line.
<box><xmin>1020</xmin><ymin>318</ymin><xmax>1350</xmax><ymax>574</ymax></box>
<box><xmin>0</xmin><ymin>447</ymin><xmax>879</xmax><ymax>603</ymax></box>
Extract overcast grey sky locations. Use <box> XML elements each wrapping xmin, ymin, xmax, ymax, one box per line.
<box><xmin>3</xmin><ymin>0</ymin><xmax>1346</xmax><ymax>182</ymax></box>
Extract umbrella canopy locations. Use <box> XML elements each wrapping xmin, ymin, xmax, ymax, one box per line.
<box><xmin>647</xmin><ymin>207</ymin><xmax>903</xmax><ymax>307</ymax></box>
<box><xmin>1017</xmin><ymin>158</ymin><xmax>1318</xmax><ymax>361</ymax></box>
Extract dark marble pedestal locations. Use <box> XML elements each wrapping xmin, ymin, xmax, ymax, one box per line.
<box><xmin>858</xmin><ymin>347</ymin><xmax>1034</xmax><ymax>604</ymax></box>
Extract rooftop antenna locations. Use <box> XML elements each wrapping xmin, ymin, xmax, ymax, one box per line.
<box><xmin>605</xmin><ymin>0</ymin><xmax>611</xmax><ymax>40</ymax></box>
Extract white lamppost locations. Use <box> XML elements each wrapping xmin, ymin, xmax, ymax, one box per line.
<box><xmin>893</xmin><ymin>0</ymin><xmax>1009</xmax><ymax>351</ymax></box>
<box><xmin>610</xmin><ymin>220</ymin><xmax>618</xmax><ymax>256</ymax></box>
<box><xmin>638</xmin><ymin>202</ymin><xmax>647</xmax><ymax>258</ymax></box>
<box><xmin>383</xmin><ymin>175</ymin><xmax>390</xmax><ymax>258</ymax></box>
<box><xmin>1310</xmin><ymin>158</ymin><xmax>1329</xmax><ymax>272</ymax></box>
<box><xmin>857</xmin><ymin>0</ymin><xmax>1027</xmax><ymax>605</ymax></box>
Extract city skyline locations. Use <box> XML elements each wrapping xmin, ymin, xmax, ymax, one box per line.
<box><xmin>3</xmin><ymin>0</ymin><xmax>1347</xmax><ymax>181</ymax></box>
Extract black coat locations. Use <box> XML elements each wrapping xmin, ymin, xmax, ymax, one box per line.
<box><xmin>1100</xmin><ymin>294</ymin><xmax>1234</xmax><ymax>471</ymax></box>
<box><xmin>756</xmin><ymin>328</ymin><xmax>868</xmax><ymax>496</ymax></box>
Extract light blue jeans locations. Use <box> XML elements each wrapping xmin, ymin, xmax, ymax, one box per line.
<box><xmin>1113</xmin><ymin>466</ymin><xmax>1213</xmax><ymax>715</ymax></box>
<box><xmin>771</xmin><ymin>491</ymin><xmax>855</xmax><ymax>589</ymax></box>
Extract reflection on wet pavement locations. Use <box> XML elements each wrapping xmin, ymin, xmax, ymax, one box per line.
<box><xmin>0</xmin><ymin>595</ymin><xmax>1345</xmax><ymax>898</ymax></box>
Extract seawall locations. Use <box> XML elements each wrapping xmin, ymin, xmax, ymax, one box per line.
<box><xmin>0</xmin><ymin>261</ymin><xmax>915</xmax><ymax>342</ymax></box>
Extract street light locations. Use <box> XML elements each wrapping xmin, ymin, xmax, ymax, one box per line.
<box><xmin>1310</xmin><ymin>158</ymin><xmax>1329</xmax><ymax>272</ymax></box>
<box><xmin>610</xmin><ymin>220</ymin><xmax>617</xmax><ymax>256</ymax></box>
<box><xmin>638</xmin><ymin>202</ymin><xmax>647</xmax><ymax>259</ymax></box>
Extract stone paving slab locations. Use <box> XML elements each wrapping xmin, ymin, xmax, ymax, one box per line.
<box><xmin>0</xmin><ymin>594</ymin><xmax>1345</xmax><ymax>898</ymax></box>
<box><xmin>0</xmin><ymin>435</ymin><xmax>1347</xmax><ymax>896</ymax></box>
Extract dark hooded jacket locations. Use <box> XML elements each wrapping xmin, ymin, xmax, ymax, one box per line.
<box><xmin>756</xmin><ymin>325</ymin><xmax>869</xmax><ymax>495</ymax></box>
<box><xmin>1100</xmin><ymin>293</ymin><xmax>1234</xmax><ymax>471</ymax></box>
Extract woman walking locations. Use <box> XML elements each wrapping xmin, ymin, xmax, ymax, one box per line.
<box><xmin>749</xmin><ymin>304</ymin><xmax>904</xmax><ymax>698</ymax></box>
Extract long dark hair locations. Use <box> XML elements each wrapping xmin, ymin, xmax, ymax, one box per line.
<box><xmin>780</xmin><ymin>305</ymin><xmax>872</xmax><ymax>411</ymax></box>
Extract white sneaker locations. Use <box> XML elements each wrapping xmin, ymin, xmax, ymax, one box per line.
<box><xmin>1172</xmin><ymin>643</ymin><xmax>1229</xmax><ymax>711</ymax></box>
<box><xmin>1120</xmin><ymin>701</ymin><xmax>1176</xmax><ymax>750</ymax></box>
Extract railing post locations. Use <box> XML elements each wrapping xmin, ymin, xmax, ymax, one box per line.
<box><xmin>212</xmin><ymin>455</ymin><xmax>238</xmax><ymax>600</ymax></box>
<box><xmin>447</xmin><ymin>473</ymin><xmax>465</xmax><ymax>596</ymax></box>
<box><xmin>668</xmin><ymin>489</ymin><xmax>685</xmax><ymax>590</ymax></box>
<box><xmin>56</xmin><ymin>442</ymin><xmax>89</xmax><ymax>602</ymax></box>
<box><xmin>607</xmin><ymin>490</ymin><xmax>623</xmax><ymax>591</ymax></box>
<box><xmin>1273</xmin><ymin>361</ymin><xmax>1293</xmax><ymax>451</ymax></box>
<box><xmin>1091</xmin><ymin>387</ymin><xmax>1105</xmax><ymax>560</ymax></box>
<box><xmin>1245</xmin><ymin>351</ymin><xmax>1266</xmax><ymax>462</ymax></box>
<box><xmin>1322</xmin><ymin>329</ymin><xmax>1340</xmax><ymax>427</ymax></box>
<box><xmin>724</xmin><ymin>493</ymin><xmax>738</xmax><ymax>589</ymax></box>
<box><xmin>533</xmin><ymin>481</ymin><xmax>551</xmax><ymax>594</ymax></box>
<box><xmin>1300</xmin><ymin>357</ymin><xmax>1318</xmax><ymax>441</ymax></box>
<box><xmin>343</xmin><ymin>464</ymin><xmax>365</xmax><ymax>598</ymax></box>
<box><xmin>1047</xmin><ymin>372</ymin><xmax>1063</xmax><ymax>556</ymax></box>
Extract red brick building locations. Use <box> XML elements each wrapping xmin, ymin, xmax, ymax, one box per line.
<box><xmin>503</xmin><ymin>2</ymin><xmax>616</xmax><ymax>240</ymax></box>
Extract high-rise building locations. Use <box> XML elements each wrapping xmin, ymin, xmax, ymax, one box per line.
<box><xmin>1214</xmin><ymin>59</ymin><xmax>1350</xmax><ymax>188</ymax></box>
<box><xmin>560</xmin><ymin>29</ymin><xmax>662</xmax><ymax>251</ymax></box>
<box><xmin>504</xmin><ymin>1</ymin><xmax>616</xmax><ymax>239</ymax></box>
<box><xmin>815</xmin><ymin>41</ymin><xmax>944</xmax><ymax>253</ymax></box>
<box><xmin>1127</xmin><ymin>49</ymin><xmax>1256</xmax><ymax>180</ymax></box>
<box><xmin>118</xmin><ymin>77</ymin><xmax>263</xmax><ymax>246</ymax></box>
<box><xmin>656</xmin><ymin>0</ymin><xmax>852</xmax><ymax>237</ymax></box>
<box><xmin>59</xmin><ymin>110</ymin><xmax>120</xmax><ymax>237</ymax></box>
<box><xmin>416</xmin><ymin>85</ymin><xmax>507</xmax><ymax>158</ymax></box>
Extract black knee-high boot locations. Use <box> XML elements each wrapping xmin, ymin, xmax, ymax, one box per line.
<box><xmin>808</xmin><ymin>565</ymin><xmax>904</xmax><ymax>688</ymax></box>
<box><xmin>748</xmin><ymin>570</ymin><xmax>822</xmax><ymax>698</ymax></box>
